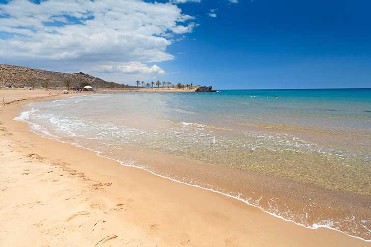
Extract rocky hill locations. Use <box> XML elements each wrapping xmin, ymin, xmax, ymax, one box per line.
<box><xmin>0</xmin><ymin>64</ymin><xmax>125</xmax><ymax>89</ymax></box>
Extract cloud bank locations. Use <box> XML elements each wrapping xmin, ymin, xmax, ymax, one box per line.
<box><xmin>0</xmin><ymin>0</ymin><xmax>196</xmax><ymax>83</ymax></box>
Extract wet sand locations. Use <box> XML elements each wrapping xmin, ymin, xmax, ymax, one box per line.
<box><xmin>0</xmin><ymin>89</ymin><xmax>369</xmax><ymax>246</ymax></box>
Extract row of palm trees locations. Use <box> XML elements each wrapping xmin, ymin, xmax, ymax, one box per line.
<box><xmin>136</xmin><ymin>80</ymin><xmax>173</xmax><ymax>88</ymax></box>
<box><xmin>136</xmin><ymin>80</ymin><xmax>195</xmax><ymax>89</ymax></box>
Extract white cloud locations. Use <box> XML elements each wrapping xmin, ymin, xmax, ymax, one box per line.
<box><xmin>170</xmin><ymin>0</ymin><xmax>201</xmax><ymax>4</ymax></box>
<box><xmin>0</xmin><ymin>0</ymin><xmax>196</xmax><ymax>83</ymax></box>
<box><xmin>96</xmin><ymin>62</ymin><xmax>165</xmax><ymax>75</ymax></box>
<box><xmin>208</xmin><ymin>9</ymin><xmax>217</xmax><ymax>18</ymax></box>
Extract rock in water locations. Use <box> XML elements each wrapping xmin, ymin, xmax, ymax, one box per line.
<box><xmin>195</xmin><ymin>86</ymin><xmax>217</xmax><ymax>92</ymax></box>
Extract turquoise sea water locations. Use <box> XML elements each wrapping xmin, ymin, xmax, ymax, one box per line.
<box><xmin>17</xmin><ymin>88</ymin><xmax>371</xmax><ymax>240</ymax></box>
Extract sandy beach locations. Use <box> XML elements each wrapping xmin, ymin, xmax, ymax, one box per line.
<box><xmin>0</xmin><ymin>89</ymin><xmax>369</xmax><ymax>246</ymax></box>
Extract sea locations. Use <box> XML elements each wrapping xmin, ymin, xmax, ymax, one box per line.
<box><xmin>16</xmin><ymin>88</ymin><xmax>371</xmax><ymax>241</ymax></box>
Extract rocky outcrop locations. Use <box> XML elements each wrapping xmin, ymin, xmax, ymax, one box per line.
<box><xmin>0</xmin><ymin>64</ymin><xmax>124</xmax><ymax>89</ymax></box>
<box><xmin>195</xmin><ymin>86</ymin><xmax>217</xmax><ymax>92</ymax></box>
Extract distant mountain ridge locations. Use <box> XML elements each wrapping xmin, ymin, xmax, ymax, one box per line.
<box><xmin>0</xmin><ymin>64</ymin><xmax>123</xmax><ymax>89</ymax></box>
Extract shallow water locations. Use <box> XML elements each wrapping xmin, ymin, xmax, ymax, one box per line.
<box><xmin>16</xmin><ymin>89</ymin><xmax>371</xmax><ymax>240</ymax></box>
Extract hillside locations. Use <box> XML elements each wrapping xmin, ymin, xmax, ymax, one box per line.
<box><xmin>0</xmin><ymin>64</ymin><xmax>125</xmax><ymax>89</ymax></box>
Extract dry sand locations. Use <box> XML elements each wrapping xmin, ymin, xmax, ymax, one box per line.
<box><xmin>0</xmin><ymin>89</ymin><xmax>369</xmax><ymax>246</ymax></box>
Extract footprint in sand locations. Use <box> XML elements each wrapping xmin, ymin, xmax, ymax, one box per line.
<box><xmin>22</xmin><ymin>169</ymin><xmax>30</xmax><ymax>175</ymax></box>
<box><xmin>95</xmin><ymin>234</ymin><xmax>118</xmax><ymax>246</ymax></box>
<box><xmin>52</xmin><ymin>161</ymin><xmax>68</xmax><ymax>167</ymax></box>
<box><xmin>92</xmin><ymin>182</ymin><xmax>113</xmax><ymax>191</ymax></box>
<box><xmin>90</xmin><ymin>202</ymin><xmax>107</xmax><ymax>211</ymax></box>
<box><xmin>33</xmin><ymin>219</ymin><xmax>46</xmax><ymax>228</ymax></box>
<box><xmin>112</xmin><ymin>203</ymin><xmax>128</xmax><ymax>212</ymax></box>
<box><xmin>26</xmin><ymin>153</ymin><xmax>44</xmax><ymax>161</ymax></box>
<box><xmin>180</xmin><ymin>239</ymin><xmax>191</xmax><ymax>246</ymax></box>
<box><xmin>149</xmin><ymin>224</ymin><xmax>159</xmax><ymax>230</ymax></box>
<box><xmin>66</xmin><ymin>211</ymin><xmax>90</xmax><ymax>222</ymax></box>
<box><xmin>92</xmin><ymin>220</ymin><xmax>106</xmax><ymax>232</ymax></box>
<box><xmin>13</xmin><ymin>200</ymin><xmax>44</xmax><ymax>209</ymax></box>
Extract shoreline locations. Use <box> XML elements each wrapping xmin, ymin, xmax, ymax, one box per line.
<box><xmin>0</xmin><ymin>89</ymin><xmax>369</xmax><ymax>246</ymax></box>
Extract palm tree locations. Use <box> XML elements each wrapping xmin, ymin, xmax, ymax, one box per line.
<box><xmin>136</xmin><ymin>80</ymin><xmax>140</xmax><ymax>88</ymax></box>
<box><xmin>151</xmin><ymin>81</ymin><xmax>154</xmax><ymax>88</ymax></box>
<box><xmin>156</xmin><ymin>80</ymin><xmax>161</xmax><ymax>88</ymax></box>
<box><xmin>141</xmin><ymin>81</ymin><xmax>144</xmax><ymax>87</ymax></box>
<box><xmin>146</xmin><ymin>82</ymin><xmax>150</xmax><ymax>88</ymax></box>
<box><xmin>162</xmin><ymin>81</ymin><xmax>166</xmax><ymax>88</ymax></box>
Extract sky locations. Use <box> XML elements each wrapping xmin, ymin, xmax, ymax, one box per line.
<box><xmin>0</xmin><ymin>0</ymin><xmax>370</xmax><ymax>89</ymax></box>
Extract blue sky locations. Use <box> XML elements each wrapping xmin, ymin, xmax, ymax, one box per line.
<box><xmin>0</xmin><ymin>0</ymin><xmax>370</xmax><ymax>89</ymax></box>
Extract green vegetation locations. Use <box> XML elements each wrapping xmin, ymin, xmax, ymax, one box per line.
<box><xmin>79</xmin><ymin>82</ymin><xmax>91</xmax><ymax>88</ymax></box>
<box><xmin>64</xmin><ymin>81</ymin><xmax>71</xmax><ymax>90</ymax></box>
<box><xmin>42</xmin><ymin>80</ymin><xmax>49</xmax><ymax>89</ymax></box>
<box><xmin>134</xmin><ymin>79</ymin><xmax>198</xmax><ymax>90</ymax></box>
